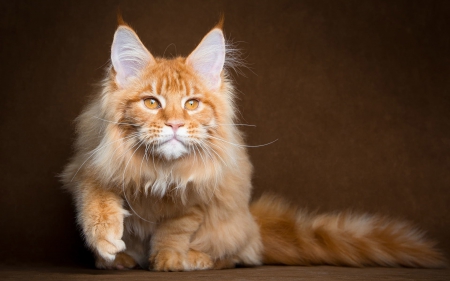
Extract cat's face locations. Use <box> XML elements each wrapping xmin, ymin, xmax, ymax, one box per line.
<box><xmin>107</xmin><ymin>25</ymin><xmax>231</xmax><ymax>161</ymax></box>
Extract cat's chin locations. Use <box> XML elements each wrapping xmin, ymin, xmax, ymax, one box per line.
<box><xmin>157</xmin><ymin>139</ymin><xmax>188</xmax><ymax>160</ymax></box>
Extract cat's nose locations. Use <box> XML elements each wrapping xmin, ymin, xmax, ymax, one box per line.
<box><xmin>165</xmin><ymin>121</ymin><xmax>185</xmax><ymax>133</ymax></box>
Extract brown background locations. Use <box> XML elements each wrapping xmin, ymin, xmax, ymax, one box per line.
<box><xmin>1</xmin><ymin>0</ymin><xmax>449</xmax><ymax>267</ymax></box>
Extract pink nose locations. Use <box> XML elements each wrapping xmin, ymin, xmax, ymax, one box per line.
<box><xmin>165</xmin><ymin>121</ymin><xmax>185</xmax><ymax>133</ymax></box>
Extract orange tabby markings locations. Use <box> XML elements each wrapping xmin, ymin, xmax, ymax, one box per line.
<box><xmin>251</xmin><ymin>195</ymin><xmax>446</xmax><ymax>267</ymax></box>
<box><xmin>62</xmin><ymin>18</ymin><xmax>447</xmax><ymax>272</ymax></box>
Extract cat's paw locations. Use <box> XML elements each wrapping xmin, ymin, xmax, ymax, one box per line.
<box><xmin>149</xmin><ymin>249</ymin><xmax>213</xmax><ymax>271</ymax></box>
<box><xmin>186</xmin><ymin>249</ymin><xmax>213</xmax><ymax>270</ymax></box>
<box><xmin>83</xmin><ymin>208</ymin><xmax>129</xmax><ymax>261</ymax></box>
<box><xmin>95</xmin><ymin>235</ymin><xmax>126</xmax><ymax>261</ymax></box>
<box><xmin>150</xmin><ymin>249</ymin><xmax>185</xmax><ymax>271</ymax></box>
<box><xmin>95</xmin><ymin>252</ymin><xmax>138</xmax><ymax>270</ymax></box>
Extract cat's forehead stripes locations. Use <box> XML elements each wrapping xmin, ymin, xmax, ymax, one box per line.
<box><xmin>147</xmin><ymin>59</ymin><xmax>199</xmax><ymax>98</ymax></box>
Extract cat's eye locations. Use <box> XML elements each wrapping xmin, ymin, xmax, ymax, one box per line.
<box><xmin>144</xmin><ymin>98</ymin><xmax>161</xmax><ymax>109</ymax></box>
<box><xmin>185</xmin><ymin>99</ymin><xmax>199</xmax><ymax>110</ymax></box>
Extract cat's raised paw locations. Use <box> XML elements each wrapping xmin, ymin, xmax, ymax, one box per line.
<box><xmin>95</xmin><ymin>237</ymin><xmax>126</xmax><ymax>261</ymax></box>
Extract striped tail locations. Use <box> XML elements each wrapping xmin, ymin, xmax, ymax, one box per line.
<box><xmin>250</xmin><ymin>195</ymin><xmax>447</xmax><ymax>268</ymax></box>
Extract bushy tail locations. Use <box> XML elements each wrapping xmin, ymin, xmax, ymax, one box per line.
<box><xmin>250</xmin><ymin>195</ymin><xmax>447</xmax><ymax>268</ymax></box>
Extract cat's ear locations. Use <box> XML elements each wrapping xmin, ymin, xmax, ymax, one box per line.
<box><xmin>186</xmin><ymin>28</ymin><xmax>226</xmax><ymax>90</ymax></box>
<box><xmin>111</xmin><ymin>26</ymin><xmax>155</xmax><ymax>87</ymax></box>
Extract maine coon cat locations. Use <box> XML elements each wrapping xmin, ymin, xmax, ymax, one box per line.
<box><xmin>62</xmin><ymin>19</ymin><xmax>446</xmax><ymax>271</ymax></box>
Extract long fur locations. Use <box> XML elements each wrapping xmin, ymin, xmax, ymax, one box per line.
<box><xmin>62</xmin><ymin>21</ymin><xmax>446</xmax><ymax>271</ymax></box>
<box><xmin>251</xmin><ymin>195</ymin><xmax>446</xmax><ymax>268</ymax></box>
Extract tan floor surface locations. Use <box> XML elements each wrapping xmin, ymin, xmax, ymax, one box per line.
<box><xmin>1</xmin><ymin>265</ymin><xmax>449</xmax><ymax>281</ymax></box>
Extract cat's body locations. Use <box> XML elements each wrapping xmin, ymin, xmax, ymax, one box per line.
<box><xmin>62</xmin><ymin>20</ymin><xmax>446</xmax><ymax>271</ymax></box>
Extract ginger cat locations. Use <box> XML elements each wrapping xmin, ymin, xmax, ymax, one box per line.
<box><xmin>62</xmin><ymin>19</ymin><xmax>446</xmax><ymax>271</ymax></box>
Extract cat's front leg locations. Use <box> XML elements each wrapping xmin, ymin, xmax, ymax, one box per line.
<box><xmin>75</xmin><ymin>180</ymin><xmax>129</xmax><ymax>264</ymax></box>
<box><xmin>149</xmin><ymin>205</ymin><xmax>213</xmax><ymax>271</ymax></box>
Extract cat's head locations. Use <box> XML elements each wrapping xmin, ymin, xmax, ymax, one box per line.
<box><xmin>101</xmin><ymin>21</ymin><xmax>237</xmax><ymax>161</ymax></box>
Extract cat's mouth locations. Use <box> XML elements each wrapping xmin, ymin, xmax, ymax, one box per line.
<box><xmin>157</xmin><ymin>136</ymin><xmax>188</xmax><ymax>160</ymax></box>
<box><xmin>160</xmin><ymin>136</ymin><xmax>185</xmax><ymax>146</ymax></box>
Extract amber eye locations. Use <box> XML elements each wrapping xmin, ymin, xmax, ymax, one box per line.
<box><xmin>185</xmin><ymin>99</ymin><xmax>199</xmax><ymax>110</ymax></box>
<box><xmin>144</xmin><ymin>98</ymin><xmax>161</xmax><ymax>109</ymax></box>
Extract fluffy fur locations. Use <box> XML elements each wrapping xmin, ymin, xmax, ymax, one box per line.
<box><xmin>62</xmin><ymin>20</ymin><xmax>446</xmax><ymax>271</ymax></box>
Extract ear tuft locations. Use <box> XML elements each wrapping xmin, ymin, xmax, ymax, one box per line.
<box><xmin>117</xmin><ymin>9</ymin><xmax>127</xmax><ymax>26</ymax></box>
<box><xmin>111</xmin><ymin>26</ymin><xmax>153</xmax><ymax>87</ymax></box>
<box><xmin>186</xmin><ymin>29</ymin><xmax>226</xmax><ymax>90</ymax></box>
<box><xmin>215</xmin><ymin>14</ymin><xmax>225</xmax><ymax>30</ymax></box>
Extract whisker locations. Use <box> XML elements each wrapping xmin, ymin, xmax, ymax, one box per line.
<box><xmin>151</xmin><ymin>142</ymin><xmax>157</xmax><ymax>175</ymax></box>
<box><xmin>144</xmin><ymin>143</ymin><xmax>150</xmax><ymax>162</ymax></box>
<box><xmin>203</xmin><ymin>123</ymin><xmax>256</xmax><ymax>128</ymax></box>
<box><xmin>70</xmin><ymin>133</ymin><xmax>140</xmax><ymax>182</ymax></box>
<box><xmin>203</xmin><ymin>139</ymin><xmax>237</xmax><ymax>167</ymax></box>
<box><xmin>199</xmin><ymin>141</ymin><xmax>227</xmax><ymax>167</ymax></box>
<box><xmin>195</xmin><ymin>144</ymin><xmax>207</xmax><ymax>169</ymax></box>
<box><xmin>190</xmin><ymin>143</ymin><xmax>198</xmax><ymax>165</ymax></box>
<box><xmin>137</xmin><ymin>143</ymin><xmax>150</xmax><ymax>191</ymax></box>
<box><xmin>208</xmin><ymin>135</ymin><xmax>279</xmax><ymax>148</ymax></box>
<box><xmin>197</xmin><ymin>143</ymin><xmax>219</xmax><ymax>204</ymax></box>
<box><xmin>163</xmin><ymin>42</ymin><xmax>177</xmax><ymax>57</ymax></box>
<box><xmin>122</xmin><ymin>140</ymin><xmax>155</xmax><ymax>224</ymax></box>
<box><xmin>116</xmin><ymin>135</ymin><xmax>141</xmax><ymax>163</ymax></box>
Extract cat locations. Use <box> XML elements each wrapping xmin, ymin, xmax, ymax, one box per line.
<box><xmin>62</xmin><ymin>18</ymin><xmax>446</xmax><ymax>271</ymax></box>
